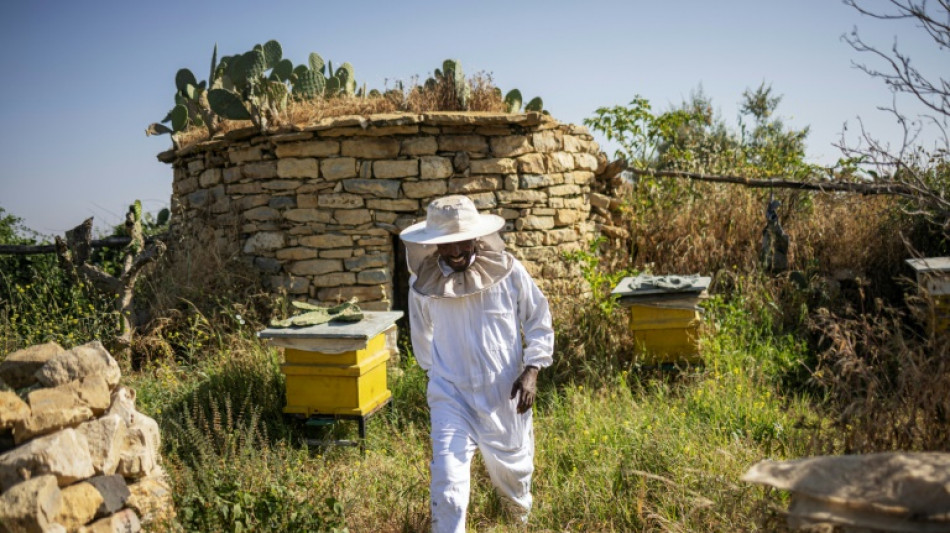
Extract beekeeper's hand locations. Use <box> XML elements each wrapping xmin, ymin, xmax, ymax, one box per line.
<box><xmin>510</xmin><ymin>365</ymin><xmax>539</xmax><ymax>414</ymax></box>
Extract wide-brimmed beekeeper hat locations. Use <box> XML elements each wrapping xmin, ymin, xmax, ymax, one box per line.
<box><xmin>400</xmin><ymin>195</ymin><xmax>505</xmax><ymax>244</ymax></box>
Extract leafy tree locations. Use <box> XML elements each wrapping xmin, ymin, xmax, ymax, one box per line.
<box><xmin>585</xmin><ymin>84</ymin><xmax>812</xmax><ymax>178</ymax></box>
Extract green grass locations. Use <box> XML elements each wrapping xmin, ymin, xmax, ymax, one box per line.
<box><xmin>111</xmin><ymin>288</ymin><xmax>812</xmax><ymax>532</ymax></box>
<box><xmin>1</xmin><ymin>260</ymin><xmax>817</xmax><ymax>532</ymax></box>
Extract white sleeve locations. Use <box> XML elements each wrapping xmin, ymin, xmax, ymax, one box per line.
<box><xmin>514</xmin><ymin>261</ymin><xmax>554</xmax><ymax>369</ymax></box>
<box><xmin>408</xmin><ymin>277</ymin><xmax>434</xmax><ymax>371</ymax></box>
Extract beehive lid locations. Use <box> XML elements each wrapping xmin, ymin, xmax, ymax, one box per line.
<box><xmin>611</xmin><ymin>275</ymin><xmax>711</xmax><ymax>298</ymax></box>
<box><xmin>906</xmin><ymin>257</ymin><xmax>950</xmax><ymax>275</ymax></box>
<box><xmin>906</xmin><ymin>257</ymin><xmax>950</xmax><ymax>296</ymax></box>
<box><xmin>258</xmin><ymin>311</ymin><xmax>403</xmax><ymax>345</ymax></box>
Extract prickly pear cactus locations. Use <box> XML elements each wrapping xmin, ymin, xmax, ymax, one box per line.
<box><xmin>262</xmin><ymin>40</ymin><xmax>282</xmax><ymax>69</ymax></box>
<box><xmin>525</xmin><ymin>96</ymin><xmax>544</xmax><ymax>112</ymax></box>
<box><xmin>208</xmin><ymin>88</ymin><xmax>252</xmax><ymax>120</ymax></box>
<box><xmin>175</xmin><ymin>69</ymin><xmax>198</xmax><ymax>94</ymax></box>
<box><xmin>308</xmin><ymin>52</ymin><xmax>325</xmax><ymax>75</ymax></box>
<box><xmin>504</xmin><ymin>89</ymin><xmax>523</xmax><ymax>113</ymax></box>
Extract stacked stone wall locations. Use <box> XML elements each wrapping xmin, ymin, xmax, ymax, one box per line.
<box><xmin>158</xmin><ymin>112</ymin><xmax>607</xmax><ymax>309</ymax></box>
<box><xmin>0</xmin><ymin>341</ymin><xmax>172</xmax><ymax>532</ymax></box>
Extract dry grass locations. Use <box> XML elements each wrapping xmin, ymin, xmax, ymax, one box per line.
<box><xmin>807</xmin><ymin>293</ymin><xmax>950</xmax><ymax>453</ymax></box>
<box><xmin>174</xmin><ymin>72</ymin><xmax>505</xmax><ymax>149</ymax></box>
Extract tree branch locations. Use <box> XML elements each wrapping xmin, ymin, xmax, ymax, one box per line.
<box><xmin>628</xmin><ymin>168</ymin><xmax>918</xmax><ymax>195</ymax></box>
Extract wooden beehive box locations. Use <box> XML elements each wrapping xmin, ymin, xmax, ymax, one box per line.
<box><xmin>906</xmin><ymin>257</ymin><xmax>950</xmax><ymax>335</ymax></box>
<box><xmin>611</xmin><ymin>275</ymin><xmax>710</xmax><ymax>365</ymax></box>
<box><xmin>258</xmin><ymin>311</ymin><xmax>403</xmax><ymax>417</ymax></box>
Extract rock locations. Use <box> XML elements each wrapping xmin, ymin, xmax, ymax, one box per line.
<box><xmin>320</xmin><ymin>157</ymin><xmax>358</xmax><ymax>180</ymax></box>
<box><xmin>341</xmin><ymin>137</ymin><xmax>400</xmax><ymax>159</ymax></box>
<box><xmin>76</xmin><ymin>415</ymin><xmax>127</xmax><ymax>476</ymax></box>
<box><xmin>126</xmin><ymin>468</ymin><xmax>174</xmax><ymax>527</ymax></box>
<box><xmin>288</xmin><ymin>259</ymin><xmax>343</xmax><ymax>276</ymax></box>
<box><xmin>242</xmin><ymin>232</ymin><xmax>285</xmax><ymax>254</ymax></box>
<box><xmin>0</xmin><ymin>474</ymin><xmax>62</xmax><ymax>533</ymax></box>
<box><xmin>438</xmin><ymin>135</ymin><xmax>487</xmax><ymax>153</ymax></box>
<box><xmin>0</xmin><ymin>342</ymin><xmax>65</xmax><ymax>390</ymax></box>
<box><xmin>402</xmin><ymin>180</ymin><xmax>448</xmax><ymax>199</ymax></box>
<box><xmin>34</xmin><ymin>341</ymin><xmax>120</xmax><ymax>389</ymax></box>
<box><xmin>373</xmin><ymin>160</ymin><xmax>418</xmax><ymax>179</ymax></box>
<box><xmin>77</xmin><ymin>508</ymin><xmax>140</xmax><ymax>533</ymax></box>
<box><xmin>115</xmin><ymin>411</ymin><xmax>160</xmax><ymax>480</ymax></box>
<box><xmin>64</xmin><ymin>376</ymin><xmax>111</xmax><ymax>416</ymax></box>
<box><xmin>469</xmin><ymin>158</ymin><xmax>516</xmax><ymax>174</ymax></box>
<box><xmin>419</xmin><ymin>156</ymin><xmax>453</xmax><ymax>180</ymax></box>
<box><xmin>0</xmin><ymin>390</ymin><xmax>29</xmax><ymax>431</ymax></box>
<box><xmin>277</xmin><ymin>157</ymin><xmax>319</xmax><ymax>179</ymax></box>
<box><xmin>0</xmin><ymin>428</ymin><xmax>96</xmax><ymax>492</ymax></box>
<box><xmin>400</xmin><ymin>136</ymin><xmax>438</xmax><ymax>156</ymax></box>
<box><xmin>341</xmin><ymin>178</ymin><xmax>401</xmax><ymax>199</ymax></box>
<box><xmin>55</xmin><ymin>482</ymin><xmax>103</xmax><ymax>532</ymax></box>
<box><xmin>14</xmin><ymin>386</ymin><xmax>94</xmax><ymax>444</ymax></box>
<box><xmin>84</xmin><ymin>475</ymin><xmax>130</xmax><ymax>518</ymax></box>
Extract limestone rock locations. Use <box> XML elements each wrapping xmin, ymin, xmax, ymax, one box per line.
<box><xmin>0</xmin><ymin>342</ymin><xmax>65</xmax><ymax>390</ymax></box>
<box><xmin>34</xmin><ymin>341</ymin><xmax>120</xmax><ymax>389</ymax></box>
<box><xmin>77</xmin><ymin>508</ymin><xmax>140</xmax><ymax>533</ymax></box>
<box><xmin>126</xmin><ymin>467</ymin><xmax>173</xmax><ymax>527</ymax></box>
<box><xmin>115</xmin><ymin>411</ymin><xmax>160</xmax><ymax>480</ymax></box>
<box><xmin>55</xmin><ymin>481</ymin><xmax>103</xmax><ymax>532</ymax></box>
<box><xmin>14</xmin><ymin>386</ymin><xmax>94</xmax><ymax>444</ymax></box>
<box><xmin>242</xmin><ymin>231</ymin><xmax>285</xmax><ymax>254</ymax></box>
<box><xmin>0</xmin><ymin>390</ymin><xmax>29</xmax><ymax>431</ymax></box>
<box><xmin>64</xmin><ymin>376</ymin><xmax>111</xmax><ymax>416</ymax></box>
<box><xmin>0</xmin><ymin>474</ymin><xmax>62</xmax><ymax>533</ymax></box>
<box><xmin>320</xmin><ymin>157</ymin><xmax>358</xmax><ymax>180</ymax></box>
<box><xmin>76</xmin><ymin>415</ymin><xmax>127</xmax><ymax>476</ymax></box>
<box><xmin>0</xmin><ymin>428</ymin><xmax>96</xmax><ymax>492</ymax></box>
<box><xmin>85</xmin><ymin>475</ymin><xmax>130</xmax><ymax>518</ymax></box>
<box><xmin>419</xmin><ymin>156</ymin><xmax>453</xmax><ymax>179</ymax></box>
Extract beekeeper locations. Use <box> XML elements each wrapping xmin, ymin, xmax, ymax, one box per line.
<box><xmin>400</xmin><ymin>195</ymin><xmax>554</xmax><ymax>532</ymax></box>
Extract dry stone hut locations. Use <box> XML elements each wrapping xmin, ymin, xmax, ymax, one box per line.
<box><xmin>158</xmin><ymin>111</ymin><xmax>615</xmax><ymax>310</ymax></box>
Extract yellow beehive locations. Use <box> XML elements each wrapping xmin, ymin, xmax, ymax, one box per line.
<box><xmin>906</xmin><ymin>257</ymin><xmax>950</xmax><ymax>336</ymax></box>
<box><xmin>282</xmin><ymin>345</ymin><xmax>391</xmax><ymax>417</ymax></box>
<box><xmin>257</xmin><ymin>311</ymin><xmax>403</xmax><ymax>418</ymax></box>
<box><xmin>613</xmin><ymin>275</ymin><xmax>710</xmax><ymax>366</ymax></box>
<box><xmin>628</xmin><ymin>305</ymin><xmax>702</xmax><ymax>365</ymax></box>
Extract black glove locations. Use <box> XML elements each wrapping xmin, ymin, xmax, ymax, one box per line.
<box><xmin>510</xmin><ymin>366</ymin><xmax>539</xmax><ymax>414</ymax></box>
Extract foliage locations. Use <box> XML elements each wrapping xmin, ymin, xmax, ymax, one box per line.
<box><xmin>0</xmin><ymin>208</ymin><xmax>120</xmax><ymax>354</ymax></box>
<box><xmin>584</xmin><ymin>85</ymin><xmax>813</xmax><ymax>179</ymax></box>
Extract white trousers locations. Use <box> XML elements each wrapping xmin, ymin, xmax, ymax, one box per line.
<box><xmin>428</xmin><ymin>375</ymin><xmax>534</xmax><ymax>533</ymax></box>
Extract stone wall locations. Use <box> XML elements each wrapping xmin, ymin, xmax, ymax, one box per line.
<box><xmin>158</xmin><ymin>112</ymin><xmax>607</xmax><ymax>309</ymax></box>
<box><xmin>0</xmin><ymin>341</ymin><xmax>172</xmax><ymax>532</ymax></box>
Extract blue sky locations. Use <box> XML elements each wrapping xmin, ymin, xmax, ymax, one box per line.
<box><xmin>0</xmin><ymin>1</ymin><xmax>943</xmax><ymax>236</ymax></box>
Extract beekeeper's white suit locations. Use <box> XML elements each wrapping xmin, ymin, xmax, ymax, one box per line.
<box><xmin>401</xmin><ymin>196</ymin><xmax>554</xmax><ymax>533</ymax></box>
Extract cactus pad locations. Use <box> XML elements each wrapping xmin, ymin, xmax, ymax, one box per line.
<box><xmin>525</xmin><ymin>97</ymin><xmax>544</xmax><ymax>112</ymax></box>
<box><xmin>208</xmin><ymin>89</ymin><xmax>252</xmax><ymax>120</ymax></box>
<box><xmin>504</xmin><ymin>89</ymin><xmax>523</xmax><ymax>113</ymax></box>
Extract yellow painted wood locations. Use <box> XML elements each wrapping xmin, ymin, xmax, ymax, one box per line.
<box><xmin>627</xmin><ymin>306</ymin><xmax>702</xmax><ymax>364</ymax></box>
<box><xmin>284</xmin><ymin>332</ymin><xmax>386</xmax><ymax>365</ymax></box>
<box><xmin>632</xmin><ymin>326</ymin><xmax>701</xmax><ymax>365</ymax></box>
<box><xmin>628</xmin><ymin>305</ymin><xmax>699</xmax><ymax>330</ymax></box>
<box><xmin>282</xmin><ymin>348</ymin><xmax>391</xmax><ymax>417</ymax></box>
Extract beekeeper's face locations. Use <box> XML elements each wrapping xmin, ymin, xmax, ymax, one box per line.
<box><xmin>437</xmin><ymin>239</ymin><xmax>476</xmax><ymax>272</ymax></box>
